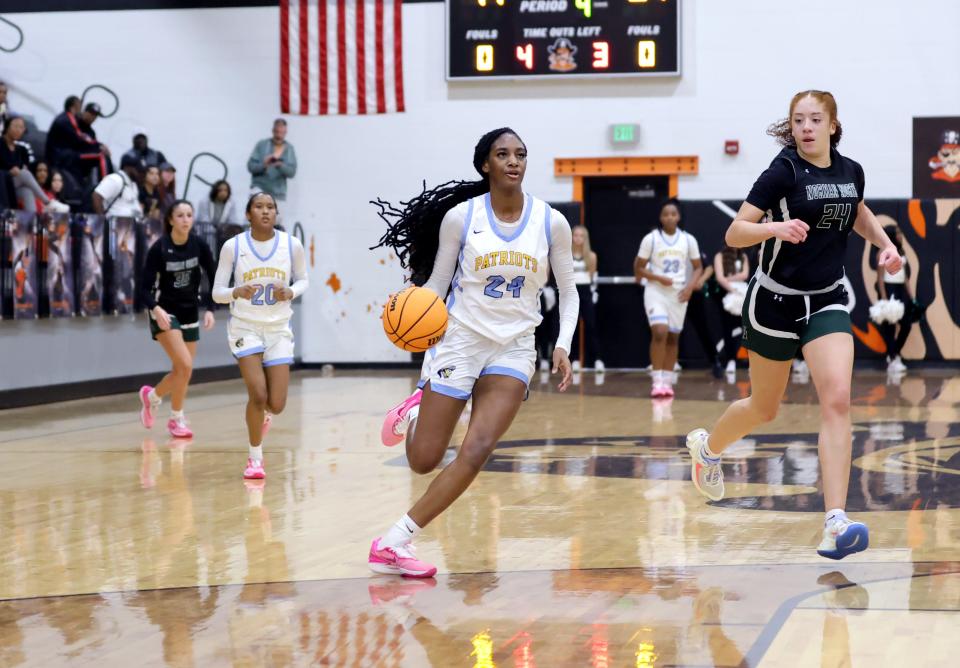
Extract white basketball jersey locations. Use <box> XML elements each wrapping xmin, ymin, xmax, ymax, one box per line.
<box><xmin>229</xmin><ymin>230</ymin><xmax>296</xmax><ymax>326</ymax></box>
<box><xmin>445</xmin><ymin>193</ymin><xmax>552</xmax><ymax>345</ymax></box>
<box><xmin>640</xmin><ymin>229</ymin><xmax>694</xmax><ymax>291</ymax></box>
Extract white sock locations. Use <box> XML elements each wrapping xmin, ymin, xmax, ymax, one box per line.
<box><xmin>148</xmin><ymin>389</ymin><xmax>161</xmax><ymax>406</ymax></box>
<box><xmin>652</xmin><ymin>370</ymin><xmax>663</xmax><ymax>384</ymax></box>
<box><xmin>171</xmin><ymin>409</ymin><xmax>184</xmax><ymax>420</ymax></box>
<box><xmin>382</xmin><ymin>513</ymin><xmax>421</xmax><ymax>549</ymax></box>
<box><xmin>249</xmin><ymin>444</ymin><xmax>263</xmax><ymax>461</ymax></box>
<box><xmin>825</xmin><ymin>508</ymin><xmax>847</xmax><ymax>526</ymax></box>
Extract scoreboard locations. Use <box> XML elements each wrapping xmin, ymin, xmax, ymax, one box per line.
<box><xmin>446</xmin><ymin>0</ymin><xmax>680</xmax><ymax>80</ymax></box>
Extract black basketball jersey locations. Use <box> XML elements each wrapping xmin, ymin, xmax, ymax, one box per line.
<box><xmin>141</xmin><ymin>233</ymin><xmax>216</xmax><ymax>320</ymax></box>
<box><xmin>746</xmin><ymin>146</ymin><xmax>864</xmax><ymax>291</ymax></box>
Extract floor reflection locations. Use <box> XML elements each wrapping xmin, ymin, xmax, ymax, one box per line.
<box><xmin>3</xmin><ymin>562</ymin><xmax>959</xmax><ymax>666</ymax></box>
<box><xmin>0</xmin><ymin>370</ymin><xmax>959</xmax><ymax>665</ymax></box>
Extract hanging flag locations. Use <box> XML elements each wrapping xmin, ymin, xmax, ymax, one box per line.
<box><xmin>280</xmin><ymin>0</ymin><xmax>405</xmax><ymax>116</ymax></box>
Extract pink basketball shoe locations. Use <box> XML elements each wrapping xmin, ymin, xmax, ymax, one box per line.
<box><xmin>381</xmin><ymin>389</ymin><xmax>423</xmax><ymax>447</ymax></box>
<box><xmin>262</xmin><ymin>413</ymin><xmax>273</xmax><ymax>437</ymax></box>
<box><xmin>368</xmin><ymin>538</ymin><xmax>437</xmax><ymax>578</ymax></box>
<box><xmin>139</xmin><ymin>385</ymin><xmax>155</xmax><ymax>428</ymax></box>
<box><xmin>167</xmin><ymin>416</ymin><xmax>193</xmax><ymax>439</ymax></box>
<box><xmin>244</xmin><ymin>458</ymin><xmax>265</xmax><ymax>480</ymax></box>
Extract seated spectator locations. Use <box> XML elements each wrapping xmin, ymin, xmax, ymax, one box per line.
<box><xmin>1</xmin><ymin>117</ymin><xmax>69</xmax><ymax>213</ymax></box>
<box><xmin>0</xmin><ymin>81</ymin><xmax>9</xmax><ymax>137</ymax></box>
<box><xmin>47</xmin><ymin>170</ymin><xmax>66</xmax><ymax>204</ymax></box>
<box><xmin>92</xmin><ymin>154</ymin><xmax>142</xmax><ymax>218</ymax></box>
<box><xmin>31</xmin><ymin>161</ymin><xmax>50</xmax><ymax>212</ymax></box>
<box><xmin>158</xmin><ymin>161</ymin><xmax>177</xmax><ymax>212</ymax></box>
<box><xmin>196</xmin><ymin>179</ymin><xmax>239</xmax><ymax>225</ymax></box>
<box><xmin>139</xmin><ymin>165</ymin><xmax>163</xmax><ymax>219</ymax></box>
<box><xmin>121</xmin><ymin>130</ymin><xmax>167</xmax><ymax>171</ymax></box>
<box><xmin>0</xmin><ymin>172</ymin><xmax>12</xmax><ymax>210</ymax></box>
<box><xmin>45</xmin><ymin>96</ymin><xmax>110</xmax><ymax>186</ymax></box>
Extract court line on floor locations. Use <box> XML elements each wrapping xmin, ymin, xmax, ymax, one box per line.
<box><xmin>741</xmin><ymin>566</ymin><xmax>960</xmax><ymax>667</ymax></box>
<box><xmin>2</xmin><ymin>561</ymin><xmax>957</xmax><ymax>606</ymax></box>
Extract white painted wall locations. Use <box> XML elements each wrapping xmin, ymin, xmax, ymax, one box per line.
<box><xmin>3</xmin><ymin>1</ymin><xmax>958</xmax><ymax>365</ymax></box>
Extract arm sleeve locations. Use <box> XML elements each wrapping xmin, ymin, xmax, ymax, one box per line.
<box><xmin>247</xmin><ymin>141</ymin><xmax>266</xmax><ymax>175</ymax></box>
<box><xmin>686</xmin><ymin>233</ymin><xmax>701</xmax><ymax>259</ymax></box>
<box><xmin>422</xmin><ymin>206</ymin><xmax>466</xmax><ymax>298</ymax></box>
<box><xmin>212</xmin><ymin>237</ymin><xmax>237</xmax><ymax>304</ymax></box>
<box><xmin>637</xmin><ymin>233</ymin><xmax>652</xmax><ymax>260</ymax></box>
<box><xmin>290</xmin><ymin>236</ymin><xmax>309</xmax><ymax>298</ymax></box>
<box><xmin>140</xmin><ymin>241</ymin><xmax>162</xmax><ymax>309</ymax></box>
<box><xmin>549</xmin><ymin>211</ymin><xmax>580</xmax><ymax>355</ymax></box>
<box><xmin>199</xmin><ymin>239</ymin><xmax>217</xmax><ymax>310</ymax></box>
<box><xmin>279</xmin><ymin>144</ymin><xmax>297</xmax><ymax>178</ymax></box>
<box><xmin>745</xmin><ymin>158</ymin><xmax>795</xmax><ymax>213</ymax></box>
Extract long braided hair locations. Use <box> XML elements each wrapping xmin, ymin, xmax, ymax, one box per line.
<box><xmin>372</xmin><ymin>127</ymin><xmax>525</xmax><ymax>286</ymax></box>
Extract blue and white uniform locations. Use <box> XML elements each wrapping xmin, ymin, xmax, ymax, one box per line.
<box><xmin>637</xmin><ymin>228</ymin><xmax>701</xmax><ymax>333</ymax></box>
<box><xmin>418</xmin><ymin>193</ymin><xmax>579</xmax><ymax>399</ymax></box>
<box><xmin>213</xmin><ymin>230</ymin><xmax>309</xmax><ymax>366</ymax></box>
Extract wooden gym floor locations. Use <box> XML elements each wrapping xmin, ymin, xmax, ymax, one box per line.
<box><xmin>1</xmin><ymin>367</ymin><xmax>959</xmax><ymax>666</ymax></box>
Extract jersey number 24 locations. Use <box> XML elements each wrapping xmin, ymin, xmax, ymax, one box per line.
<box><xmin>484</xmin><ymin>275</ymin><xmax>525</xmax><ymax>299</ymax></box>
<box><xmin>817</xmin><ymin>203</ymin><xmax>853</xmax><ymax>231</ymax></box>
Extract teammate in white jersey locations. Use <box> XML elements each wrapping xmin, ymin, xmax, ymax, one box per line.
<box><xmin>633</xmin><ymin>199</ymin><xmax>703</xmax><ymax>398</ymax></box>
<box><xmin>212</xmin><ymin>192</ymin><xmax>308</xmax><ymax>480</ymax></box>
<box><xmin>368</xmin><ymin>128</ymin><xmax>580</xmax><ymax>578</ymax></box>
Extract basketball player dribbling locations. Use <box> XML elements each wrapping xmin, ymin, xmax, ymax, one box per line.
<box><xmin>368</xmin><ymin>128</ymin><xmax>580</xmax><ymax>577</ymax></box>
<box><xmin>212</xmin><ymin>192</ymin><xmax>309</xmax><ymax>480</ymax></box>
<box><xmin>685</xmin><ymin>90</ymin><xmax>902</xmax><ymax>560</ymax></box>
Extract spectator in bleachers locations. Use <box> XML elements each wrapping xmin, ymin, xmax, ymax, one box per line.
<box><xmin>247</xmin><ymin>118</ymin><xmax>297</xmax><ymax>220</ymax></box>
<box><xmin>159</xmin><ymin>162</ymin><xmax>177</xmax><ymax>213</ymax></box>
<box><xmin>139</xmin><ymin>165</ymin><xmax>163</xmax><ymax>219</ymax></box>
<box><xmin>196</xmin><ymin>179</ymin><xmax>239</xmax><ymax>226</ymax></box>
<box><xmin>46</xmin><ymin>96</ymin><xmax>111</xmax><ymax>185</ymax></box>
<box><xmin>0</xmin><ymin>172</ymin><xmax>12</xmax><ymax>209</ymax></box>
<box><xmin>0</xmin><ymin>81</ymin><xmax>9</xmax><ymax>137</ymax></box>
<box><xmin>1</xmin><ymin>117</ymin><xmax>70</xmax><ymax>213</ymax></box>
<box><xmin>121</xmin><ymin>130</ymin><xmax>167</xmax><ymax>171</ymax></box>
<box><xmin>30</xmin><ymin>161</ymin><xmax>50</xmax><ymax>212</ymax></box>
<box><xmin>47</xmin><ymin>170</ymin><xmax>66</xmax><ymax>205</ymax></box>
<box><xmin>78</xmin><ymin>103</ymin><xmax>100</xmax><ymax>137</ymax></box>
<box><xmin>92</xmin><ymin>153</ymin><xmax>142</xmax><ymax>218</ymax></box>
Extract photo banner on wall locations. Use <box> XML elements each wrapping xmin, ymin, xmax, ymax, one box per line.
<box><xmin>913</xmin><ymin>117</ymin><xmax>960</xmax><ymax>198</ymax></box>
<box><xmin>76</xmin><ymin>214</ymin><xmax>105</xmax><ymax>317</ymax></box>
<box><xmin>1</xmin><ymin>211</ymin><xmax>40</xmax><ymax>320</ymax></box>
<box><xmin>41</xmin><ymin>212</ymin><xmax>75</xmax><ymax>318</ymax></box>
<box><xmin>109</xmin><ymin>216</ymin><xmax>138</xmax><ymax>315</ymax></box>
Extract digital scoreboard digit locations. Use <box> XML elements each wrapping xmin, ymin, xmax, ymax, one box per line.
<box><xmin>447</xmin><ymin>0</ymin><xmax>681</xmax><ymax>80</ymax></box>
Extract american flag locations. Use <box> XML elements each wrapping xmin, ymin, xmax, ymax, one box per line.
<box><xmin>280</xmin><ymin>0</ymin><xmax>405</xmax><ymax>116</ymax></box>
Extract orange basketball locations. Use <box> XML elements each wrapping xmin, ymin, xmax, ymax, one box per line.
<box><xmin>382</xmin><ymin>286</ymin><xmax>448</xmax><ymax>352</ymax></box>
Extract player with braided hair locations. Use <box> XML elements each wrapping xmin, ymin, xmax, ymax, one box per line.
<box><xmin>367</xmin><ymin>127</ymin><xmax>580</xmax><ymax>578</ymax></box>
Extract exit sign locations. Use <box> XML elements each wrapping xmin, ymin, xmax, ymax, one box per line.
<box><xmin>611</xmin><ymin>124</ymin><xmax>639</xmax><ymax>145</ymax></box>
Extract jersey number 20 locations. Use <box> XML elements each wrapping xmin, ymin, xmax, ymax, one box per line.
<box><xmin>250</xmin><ymin>283</ymin><xmax>279</xmax><ymax>305</ymax></box>
<box><xmin>484</xmin><ymin>275</ymin><xmax>525</xmax><ymax>299</ymax></box>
